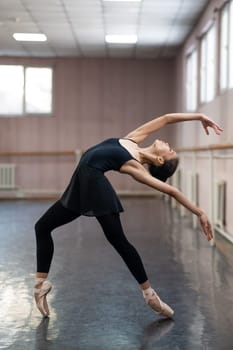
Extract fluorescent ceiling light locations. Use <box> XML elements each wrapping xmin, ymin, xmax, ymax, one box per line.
<box><xmin>13</xmin><ymin>33</ymin><xmax>47</xmax><ymax>42</ymax></box>
<box><xmin>105</xmin><ymin>35</ymin><xmax>138</xmax><ymax>44</ymax></box>
<box><xmin>103</xmin><ymin>0</ymin><xmax>141</xmax><ymax>2</ymax></box>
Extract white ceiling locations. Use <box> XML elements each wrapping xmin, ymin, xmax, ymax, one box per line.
<box><xmin>0</xmin><ymin>0</ymin><xmax>209</xmax><ymax>58</ymax></box>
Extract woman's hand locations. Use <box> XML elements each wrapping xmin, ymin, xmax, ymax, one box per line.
<box><xmin>200</xmin><ymin>114</ymin><xmax>223</xmax><ymax>135</ymax></box>
<box><xmin>199</xmin><ymin>213</ymin><xmax>213</xmax><ymax>241</ymax></box>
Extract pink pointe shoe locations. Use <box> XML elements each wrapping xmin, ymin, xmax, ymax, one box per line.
<box><xmin>34</xmin><ymin>278</ymin><xmax>52</xmax><ymax>317</ymax></box>
<box><xmin>144</xmin><ymin>289</ymin><xmax>174</xmax><ymax>318</ymax></box>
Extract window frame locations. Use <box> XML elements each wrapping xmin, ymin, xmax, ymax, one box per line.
<box><xmin>0</xmin><ymin>64</ymin><xmax>54</xmax><ymax>118</ymax></box>
<box><xmin>220</xmin><ymin>2</ymin><xmax>230</xmax><ymax>93</ymax></box>
<box><xmin>229</xmin><ymin>0</ymin><xmax>233</xmax><ymax>88</ymax></box>
<box><xmin>219</xmin><ymin>0</ymin><xmax>233</xmax><ymax>93</ymax></box>
<box><xmin>200</xmin><ymin>24</ymin><xmax>216</xmax><ymax>105</ymax></box>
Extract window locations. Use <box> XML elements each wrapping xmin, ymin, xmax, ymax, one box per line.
<box><xmin>25</xmin><ymin>68</ymin><xmax>53</xmax><ymax>114</ymax></box>
<box><xmin>0</xmin><ymin>65</ymin><xmax>53</xmax><ymax>116</ymax></box>
<box><xmin>200</xmin><ymin>25</ymin><xmax>216</xmax><ymax>103</ymax></box>
<box><xmin>220</xmin><ymin>1</ymin><xmax>233</xmax><ymax>91</ymax></box>
<box><xmin>220</xmin><ymin>4</ymin><xmax>229</xmax><ymax>90</ymax></box>
<box><xmin>229</xmin><ymin>1</ymin><xmax>233</xmax><ymax>88</ymax></box>
<box><xmin>186</xmin><ymin>49</ymin><xmax>197</xmax><ymax>111</ymax></box>
<box><xmin>0</xmin><ymin>66</ymin><xmax>24</xmax><ymax>115</ymax></box>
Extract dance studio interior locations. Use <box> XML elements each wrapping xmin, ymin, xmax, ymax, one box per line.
<box><xmin>1</xmin><ymin>0</ymin><xmax>233</xmax><ymax>349</ymax></box>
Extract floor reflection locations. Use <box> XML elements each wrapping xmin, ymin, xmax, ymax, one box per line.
<box><xmin>35</xmin><ymin>318</ymin><xmax>51</xmax><ymax>349</ymax></box>
<box><xmin>140</xmin><ymin>318</ymin><xmax>175</xmax><ymax>350</ymax></box>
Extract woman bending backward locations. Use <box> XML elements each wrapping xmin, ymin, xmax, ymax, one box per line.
<box><xmin>34</xmin><ymin>113</ymin><xmax>223</xmax><ymax>318</ymax></box>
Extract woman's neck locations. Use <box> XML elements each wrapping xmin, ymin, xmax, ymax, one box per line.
<box><xmin>138</xmin><ymin>146</ymin><xmax>157</xmax><ymax>164</ymax></box>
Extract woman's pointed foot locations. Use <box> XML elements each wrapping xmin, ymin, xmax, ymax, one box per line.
<box><xmin>143</xmin><ymin>289</ymin><xmax>174</xmax><ymax>318</ymax></box>
<box><xmin>34</xmin><ymin>278</ymin><xmax>52</xmax><ymax>317</ymax></box>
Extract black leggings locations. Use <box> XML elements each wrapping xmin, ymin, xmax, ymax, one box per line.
<box><xmin>35</xmin><ymin>200</ymin><xmax>148</xmax><ymax>284</ymax></box>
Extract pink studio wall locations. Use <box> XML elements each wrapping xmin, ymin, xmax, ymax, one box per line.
<box><xmin>0</xmin><ymin>57</ymin><xmax>176</xmax><ymax>194</ymax></box>
<box><xmin>174</xmin><ymin>0</ymin><xmax>233</xmax><ymax>236</ymax></box>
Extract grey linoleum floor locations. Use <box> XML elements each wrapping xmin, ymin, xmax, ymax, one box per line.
<box><xmin>0</xmin><ymin>198</ymin><xmax>233</xmax><ymax>350</ymax></box>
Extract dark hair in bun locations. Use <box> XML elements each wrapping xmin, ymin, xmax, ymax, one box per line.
<box><xmin>149</xmin><ymin>157</ymin><xmax>179</xmax><ymax>182</ymax></box>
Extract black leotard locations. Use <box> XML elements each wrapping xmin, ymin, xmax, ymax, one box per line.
<box><xmin>60</xmin><ymin>138</ymin><xmax>138</xmax><ymax>216</ymax></box>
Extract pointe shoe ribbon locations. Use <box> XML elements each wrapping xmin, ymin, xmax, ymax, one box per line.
<box><xmin>144</xmin><ymin>290</ymin><xmax>174</xmax><ymax>318</ymax></box>
<box><xmin>34</xmin><ymin>278</ymin><xmax>52</xmax><ymax>317</ymax></box>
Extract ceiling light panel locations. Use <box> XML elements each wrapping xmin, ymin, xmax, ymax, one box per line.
<box><xmin>13</xmin><ymin>33</ymin><xmax>47</xmax><ymax>41</ymax></box>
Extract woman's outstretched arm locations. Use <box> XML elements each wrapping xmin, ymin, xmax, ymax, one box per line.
<box><xmin>122</xmin><ymin>164</ymin><xmax>213</xmax><ymax>241</ymax></box>
<box><xmin>125</xmin><ymin>113</ymin><xmax>223</xmax><ymax>143</ymax></box>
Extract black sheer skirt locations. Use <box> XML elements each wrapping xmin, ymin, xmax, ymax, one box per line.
<box><xmin>60</xmin><ymin>163</ymin><xmax>123</xmax><ymax>217</ymax></box>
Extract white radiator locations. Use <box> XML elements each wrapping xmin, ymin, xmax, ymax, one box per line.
<box><xmin>214</xmin><ymin>180</ymin><xmax>226</xmax><ymax>229</ymax></box>
<box><xmin>0</xmin><ymin>164</ymin><xmax>16</xmax><ymax>189</ymax></box>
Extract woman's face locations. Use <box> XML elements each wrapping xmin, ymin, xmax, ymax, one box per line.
<box><xmin>153</xmin><ymin>139</ymin><xmax>177</xmax><ymax>160</ymax></box>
